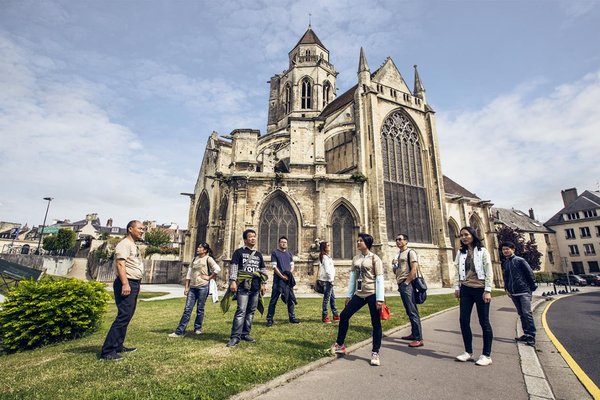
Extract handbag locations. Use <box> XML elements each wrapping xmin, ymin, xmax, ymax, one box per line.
<box><xmin>380</xmin><ymin>303</ymin><xmax>391</xmax><ymax>320</ymax></box>
<box><xmin>315</xmin><ymin>279</ymin><xmax>325</xmax><ymax>294</ymax></box>
<box><xmin>408</xmin><ymin>250</ymin><xmax>427</xmax><ymax>304</ymax></box>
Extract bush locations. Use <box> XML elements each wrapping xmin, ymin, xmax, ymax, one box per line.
<box><xmin>534</xmin><ymin>272</ymin><xmax>553</xmax><ymax>283</ymax></box>
<box><xmin>0</xmin><ymin>277</ymin><xmax>111</xmax><ymax>353</ymax></box>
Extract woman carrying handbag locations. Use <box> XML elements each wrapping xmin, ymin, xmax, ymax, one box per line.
<box><xmin>319</xmin><ymin>241</ymin><xmax>340</xmax><ymax>324</ymax></box>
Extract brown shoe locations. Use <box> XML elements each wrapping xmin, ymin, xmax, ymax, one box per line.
<box><xmin>408</xmin><ymin>340</ymin><xmax>424</xmax><ymax>347</ymax></box>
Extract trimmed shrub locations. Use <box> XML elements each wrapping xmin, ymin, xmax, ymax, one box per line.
<box><xmin>534</xmin><ymin>272</ymin><xmax>553</xmax><ymax>284</ymax></box>
<box><xmin>0</xmin><ymin>277</ymin><xmax>111</xmax><ymax>353</ymax></box>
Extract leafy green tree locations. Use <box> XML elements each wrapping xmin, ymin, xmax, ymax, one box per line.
<box><xmin>496</xmin><ymin>226</ymin><xmax>542</xmax><ymax>270</ymax></box>
<box><xmin>42</xmin><ymin>235</ymin><xmax>58</xmax><ymax>252</ymax></box>
<box><xmin>144</xmin><ymin>228</ymin><xmax>171</xmax><ymax>247</ymax></box>
<box><xmin>55</xmin><ymin>228</ymin><xmax>77</xmax><ymax>253</ymax></box>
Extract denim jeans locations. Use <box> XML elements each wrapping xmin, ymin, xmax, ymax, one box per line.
<box><xmin>266</xmin><ymin>276</ymin><xmax>296</xmax><ymax>321</ymax></box>
<box><xmin>399</xmin><ymin>281</ymin><xmax>422</xmax><ymax>340</ymax></box>
<box><xmin>336</xmin><ymin>294</ymin><xmax>382</xmax><ymax>353</ymax></box>
<box><xmin>175</xmin><ymin>285</ymin><xmax>210</xmax><ymax>335</ymax></box>
<box><xmin>230</xmin><ymin>286</ymin><xmax>259</xmax><ymax>339</ymax></box>
<box><xmin>322</xmin><ymin>281</ymin><xmax>339</xmax><ymax>318</ymax></box>
<box><xmin>511</xmin><ymin>293</ymin><xmax>536</xmax><ymax>338</ymax></box>
<box><xmin>459</xmin><ymin>285</ymin><xmax>493</xmax><ymax>356</ymax></box>
<box><xmin>101</xmin><ymin>279</ymin><xmax>140</xmax><ymax>357</ymax></box>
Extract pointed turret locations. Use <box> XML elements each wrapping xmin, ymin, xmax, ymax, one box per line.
<box><xmin>358</xmin><ymin>47</ymin><xmax>370</xmax><ymax>73</ymax></box>
<box><xmin>358</xmin><ymin>47</ymin><xmax>371</xmax><ymax>88</ymax></box>
<box><xmin>413</xmin><ymin>64</ymin><xmax>426</xmax><ymax>102</ymax></box>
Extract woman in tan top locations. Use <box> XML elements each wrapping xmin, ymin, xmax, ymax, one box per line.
<box><xmin>453</xmin><ymin>226</ymin><xmax>494</xmax><ymax>366</ymax></box>
<box><xmin>169</xmin><ymin>243</ymin><xmax>220</xmax><ymax>337</ymax></box>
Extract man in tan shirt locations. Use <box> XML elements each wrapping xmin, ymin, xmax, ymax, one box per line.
<box><xmin>100</xmin><ymin>220</ymin><xmax>145</xmax><ymax>361</ymax></box>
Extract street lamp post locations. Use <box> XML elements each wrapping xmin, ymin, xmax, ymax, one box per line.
<box><xmin>36</xmin><ymin>197</ymin><xmax>54</xmax><ymax>255</ymax></box>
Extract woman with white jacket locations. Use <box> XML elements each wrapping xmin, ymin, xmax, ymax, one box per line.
<box><xmin>319</xmin><ymin>241</ymin><xmax>339</xmax><ymax>324</ymax></box>
<box><xmin>453</xmin><ymin>226</ymin><xmax>494</xmax><ymax>366</ymax></box>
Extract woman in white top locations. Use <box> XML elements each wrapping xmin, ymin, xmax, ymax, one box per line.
<box><xmin>453</xmin><ymin>226</ymin><xmax>494</xmax><ymax>366</ymax></box>
<box><xmin>319</xmin><ymin>241</ymin><xmax>339</xmax><ymax>324</ymax></box>
<box><xmin>169</xmin><ymin>243</ymin><xmax>220</xmax><ymax>337</ymax></box>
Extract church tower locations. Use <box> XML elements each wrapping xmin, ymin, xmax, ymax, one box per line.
<box><xmin>267</xmin><ymin>26</ymin><xmax>338</xmax><ymax>134</ymax></box>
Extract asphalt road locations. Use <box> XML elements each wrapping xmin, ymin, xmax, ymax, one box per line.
<box><xmin>545</xmin><ymin>291</ymin><xmax>600</xmax><ymax>387</ymax></box>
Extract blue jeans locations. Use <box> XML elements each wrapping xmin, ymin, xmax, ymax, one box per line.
<box><xmin>459</xmin><ymin>285</ymin><xmax>493</xmax><ymax>356</ymax></box>
<box><xmin>399</xmin><ymin>281</ymin><xmax>422</xmax><ymax>340</ymax></box>
<box><xmin>175</xmin><ymin>285</ymin><xmax>210</xmax><ymax>334</ymax></box>
<box><xmin>336</xmin><ymin>294</ymin><xmax>382</xmax><ymax>353</ymax></box>
<box><xmin>230</xmin><ymin>286</ymin><xmax>259</xmax><ymax>339</ymax></box>
<box><xmin>322</xmin><ymin>281</ymin><xmax>339</xmax><ymax>318</ymax></box>
<box><xmin>266</xmin><ymin>277</ymin><xmax>296</xmax><ymax>321</ymax></box>
<box><xmin>511</xmin><ymin>293</ymin><xmax>536</xmax><ymax>338</ymax></box>
<box><xmin>101</xmin><ymin>279</ymin><xmax>140</xmax><ymax>357</ymax></box>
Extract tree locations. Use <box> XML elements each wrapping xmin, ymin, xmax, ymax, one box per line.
<box><xmin>496</xmin><ymin>226</ymin><xmax>542</xmax><ymax>270</ymax></box>
<box><xmin>144</xmin><ymin>228</ymin><xmax>171</xmax><ymax>247</ymax></box>
<box><xmin>42</xmin><ymin>229</ymin><xmax>77</xmax><ymax>255</ymax></box>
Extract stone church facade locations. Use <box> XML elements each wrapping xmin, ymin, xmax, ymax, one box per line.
<box><xmin>183</xmin><ymin>27</ymin><xmax>499</xmax><ymax>291</ymax></box>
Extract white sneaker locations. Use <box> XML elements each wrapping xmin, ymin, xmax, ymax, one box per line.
<box><xmin>370</xmin><ymin>352</ymin><xmax>380</xmax><ymax>366</ymax></box>
<box><xmin>475</xmin><ymin>355</ymin><xmax>492</xmax><ymax>366</ymax></box>
<box><xmin>168</xmin><ymin>332</ymin><xmax>183</xmax><ymax>338</ymax></box>
<box><xmin>194</xmin><ymin>329</ymin><xmax>202</xmax><ymax>335</ymax></box>
<box><xmin>455</xmin><ymin>352</ymin><xmax>473</xmax><ymax>362</ymax></box>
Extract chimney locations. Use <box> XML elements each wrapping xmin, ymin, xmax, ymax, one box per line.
<box><xmin>528</xmin><ymin>208</ymin><xmax>535</xmax><ymax>220</ymax></box>
<box><xmin>561</xmin><ymin>188</ymin><xmax>578</xmax><ymax>207</ymax></box>
<box><xmin>107</xmin><ymin>218</ymin><xmax>113</xmax><ymax>227</ymax></box>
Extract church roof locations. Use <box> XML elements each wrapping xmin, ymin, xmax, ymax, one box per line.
<box><xmin>320</xmin><ymin>84</ymin><xmax>357</xmax><ymax>119</ymax></box>
<box><xmin>545</xmin><ymin>190</ymin><xmax>600</xmax><ymax>226</ymax></box>
<box><xmin>293</xmin><ymin>27</ymin><xmax>327</xmax><ymax>51</ymax></box>
<box><xmin>443</xmin><ymin>175</ymin><xmax>480</xmax><ymax>199</ymax></box>
<box><xmin>492</xmin><ymin>207</ymin><xmax>551</xmax><ymax>233</ymax></box>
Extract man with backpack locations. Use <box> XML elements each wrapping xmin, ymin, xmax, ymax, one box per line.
<box><xmin>393</xmin><ymin>234</ymin><xmax>423</xmax><ymax>348</ymax></box>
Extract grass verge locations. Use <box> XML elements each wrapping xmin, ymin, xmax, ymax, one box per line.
<box><xmin>0</xmin><ymin>291</ymin><xmax>504</xmax><ymax>399</ymax></box>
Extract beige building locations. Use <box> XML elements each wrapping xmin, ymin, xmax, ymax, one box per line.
<box><xmin>545</xmin><ymin>188</ymin><xmax>600</xmax><ymax>275</ymax></box>
<box><xmin>492</xmin><ymin>207</ymin><xmax>562</xmax><ymax>274</ymax></box>
<box><xmin>184</xmin><ymin>27</ymin><xmax>495</xmax><ymax>291</ymax></box>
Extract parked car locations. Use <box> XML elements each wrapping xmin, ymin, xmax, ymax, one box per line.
<box><xmin>554</xmin><ymin>275</ymin><xmax>588</xmax><ymax>286</ymax></box>
<box><xmin>579</xmin><ymin>274</ymin><xmax>600</xmax><ymax>286</ymax></box>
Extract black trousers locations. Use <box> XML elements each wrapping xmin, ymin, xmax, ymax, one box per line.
<box><xmin>101</xmin><ymin>279</ymin><xmax>140</xmax><ymax>357</ymax></box>
<box><xmin>459</xmin><ymin>284</ymin><xmax>493</xmax><ymax>356</ymax></box>
<box><xmin>336</xmin><ymin>294</ymin><xmax>382</xmax><ymax>353</ymax></box>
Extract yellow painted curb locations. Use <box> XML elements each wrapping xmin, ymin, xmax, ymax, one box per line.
<box><xmin>542</xmin><ymin>298</ymin><xmax>600</xmax><ymax>399</ymax></box>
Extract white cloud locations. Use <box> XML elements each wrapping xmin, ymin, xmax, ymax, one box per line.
<box><xmin>438</xmin><ymin>70</ymin><xmax>600</xmax><ymax>222</ymax></box>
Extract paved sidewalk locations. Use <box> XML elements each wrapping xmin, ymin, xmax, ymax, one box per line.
<box><xmin>247</xmin><ymin>295</ymin><xmax>529</xmax><ymax>400</ymax></box>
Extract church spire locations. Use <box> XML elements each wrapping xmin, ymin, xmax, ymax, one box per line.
<box><xmin>413</xmin><ymin>64</ymin><xmax>426</xmax><ymax>102</ymax></box>
<box><xmin>358</xmin><ymin>47</ymin><xmax>370</xmax><ymax>73</ymax></box>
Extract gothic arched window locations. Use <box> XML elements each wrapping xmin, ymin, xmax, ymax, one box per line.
<box><xmin>381</xmin><ymin>111</ymin><xmax>432</xmax><ymax>243</ymax></box>
<box><xmin>323</xmin><ymin>81</ymin><xmax>331</xmax><ymax>106</ymax></box>
<box><xmin>448</xmin><ymin>219</ymin><xmax>460</xmax><ymax>259</ymax></box>
<box><xmin>259</xmin><ymin>196</ymin><xmax>298</xmax><ymax>255</ymax></box>
<box><xmin>301</xmin><ymin>78</ymin><xmax>312</xmax><ymax>109</ymax></box>
<box><xmin>284</xmin><ymin>83</ymin><xmax>292</xmax><ymax>114</ymax></box>
<box><xmin>331</xmin><ymin>205</ymin><xmax>355</xmax><ymax>259</ymax></box>
<box><xmin>195</xmin><ymin>191</ymin><xmax>210</xmax><ymax>249</ymax></box>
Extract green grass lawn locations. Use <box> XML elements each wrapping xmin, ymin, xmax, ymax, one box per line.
<box><xmin>0</xmin><ymin>292</ymin><xmax>502</xmax><ymax>400</ymax></box>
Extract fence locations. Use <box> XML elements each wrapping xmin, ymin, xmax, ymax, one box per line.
<box><xmin>94</xmin><ymin>259</ymin><xmax>186</xmax><ymax>284</ymax></box>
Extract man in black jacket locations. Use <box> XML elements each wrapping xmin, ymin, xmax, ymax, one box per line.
<box><xmin>501</xmin><ymin>242</ymin><xmax>537</xmax><ymax>346</ymax></box>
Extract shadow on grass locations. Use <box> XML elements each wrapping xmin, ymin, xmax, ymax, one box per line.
<box><xmin>65</xmin><ymin>345</ymin><xmax>100</xmax><ymax>355</ymax></box>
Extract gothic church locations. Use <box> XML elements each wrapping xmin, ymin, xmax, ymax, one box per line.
<box><xmin>184</xmin><ymin>27</ymin><xmax>499</xmax><ymax>291</ymax></box>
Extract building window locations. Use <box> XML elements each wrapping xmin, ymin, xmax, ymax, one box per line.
<box><xmin>580</xmin><ymin>226</ymin><xmax>591</xmax><ymax>238</ymax></box>
<box><xmin>259</xmin><ymin>195</ymin><xmax>298</xmax><ymax>255</ymax></box>
<box><xmin>567</xmin><ymin>212</ymin><xmax>580</xmax><ymax>220</ymax></box>
<box><xmin>529</xmin><ymin>233</ymin><xmax>535</xmax><ymax>242</ymax></box>
<box><xmin>565</xmin><ymin>228</ymin><xmax>576</xmax><ymax>239</ymax></box>
<box><xmin>548</xmin><ymin>251</ymin><xmax>554</xmax><ymax>264</ymax></box>
<box><xmin>323</xmin><ymin>81</ymin><xmax>331</xmax><ymax>106</ymax></box>
<box><xmin>568</xmin><ymin>244</ymin><xmax>580</xmax><ymax>256</ymax></box>
<box><xmin>544</xmin><ymin>234</ymin><xmax>550</xmax><ymax>245</ymax></box>
<box><xmin>596</xmin><ymin>226</ymin><xmax>600</xmax><ymax>237</ymax></box>
<box><xmin>111</xmin><ymin>227</ymin><xmax>119</xmax><ymax>233</ymax></box>
<box><xmin>571</xmin><ymin>261</ymin><xmax>584</xmax><ymax>274</ymax></box>
<box><xmin>584</xmin><ymin>243</ymin><xmax>595</xmax><ymax>255</ymax></box>
<box><xmin>331</xmin><ymin>205</ymin><xmax>355</xmax><ymax>259</ymax></box>
<box><xmin>381</xmin><ymin>110</ymin><xmax>431</xmax><ymax>243</ymax></box>
<box><xmin>589</xmin><ymin>261</ymin><xmax>600</xmax><ymax>273</ymax></box>
<box><xmin>195</xmin><ymin>192</ymin><xmax>210</xmax><ymax>250</ymax></box>
<box><xmin>284</xmin><ymin>83</ymin><xmax>292</xmax><ymax>114</ymax></box>
<box><xmin>301</xmin><ymin>78</ymin><xmax>312</xmax><ymax>109</ymax></box>
<box><xmin>583</xmin><ymin>209</ymin><xmax>598</xmax><ymax>218</ymax></box>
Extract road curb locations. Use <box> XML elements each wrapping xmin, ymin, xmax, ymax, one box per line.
<box><xmin>230</xmin><ymin>304</ymin><xmax>460</xmax><ymax>400</ymax></box>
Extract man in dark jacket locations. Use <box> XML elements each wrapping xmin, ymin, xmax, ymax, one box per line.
<box><xmin>501</xmin><ymin>241</ymin><xmax>537</xmax><ymax>346</ymax></box>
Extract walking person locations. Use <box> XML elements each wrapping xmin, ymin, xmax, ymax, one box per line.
<box><xmin>331</xmin><ymin>233</ymin><xmax>385</xmax><ymax>366</ymax></box>
<box><xmin>168</xmin><ymin>243</ymin><xmax>220</xmax><ymax>338</ymax></box>
<box><xmin>501</xmin><ymin>241</ymin><xmax>537</xmax><ymax>346</ymax></box>
<box><xmin>226</xmin><ymin>229</ymin><xmax>267</xmax><ymax>347</ymax></box>
<box><xmin>453</xmin><ymin>226</ymin><xmax>494</xmax><ymax>366</ymax></box>
<box><xmin>266</xmin><ymin>236</ymin><xmax>300</xmax><ymax>326</ymax></box>
<box><xmin>393</xmin><ymin>234</ymin><xmax>423</xmax><ymax>347</ymax></box>
<box><xmin>100</xmin><ymin>220</ymin><xmax>145</xmax><ymax>361</ymax></box>
<box><xmin>319</xmin><ymin>241</ymin><xmax>339</xmax><ymax>324</ymax></box>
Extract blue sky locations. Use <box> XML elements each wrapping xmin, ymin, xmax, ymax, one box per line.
<box><xmin>1</xmin><ymin>0</ymin><xmax>599</xmax><ymax>228</ymax></box>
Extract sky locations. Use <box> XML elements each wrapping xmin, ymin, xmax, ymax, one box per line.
<box><xmin>1</xmin><ymin>0</ymin><xmax>599</xmax><ymax>229</ymax></box>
